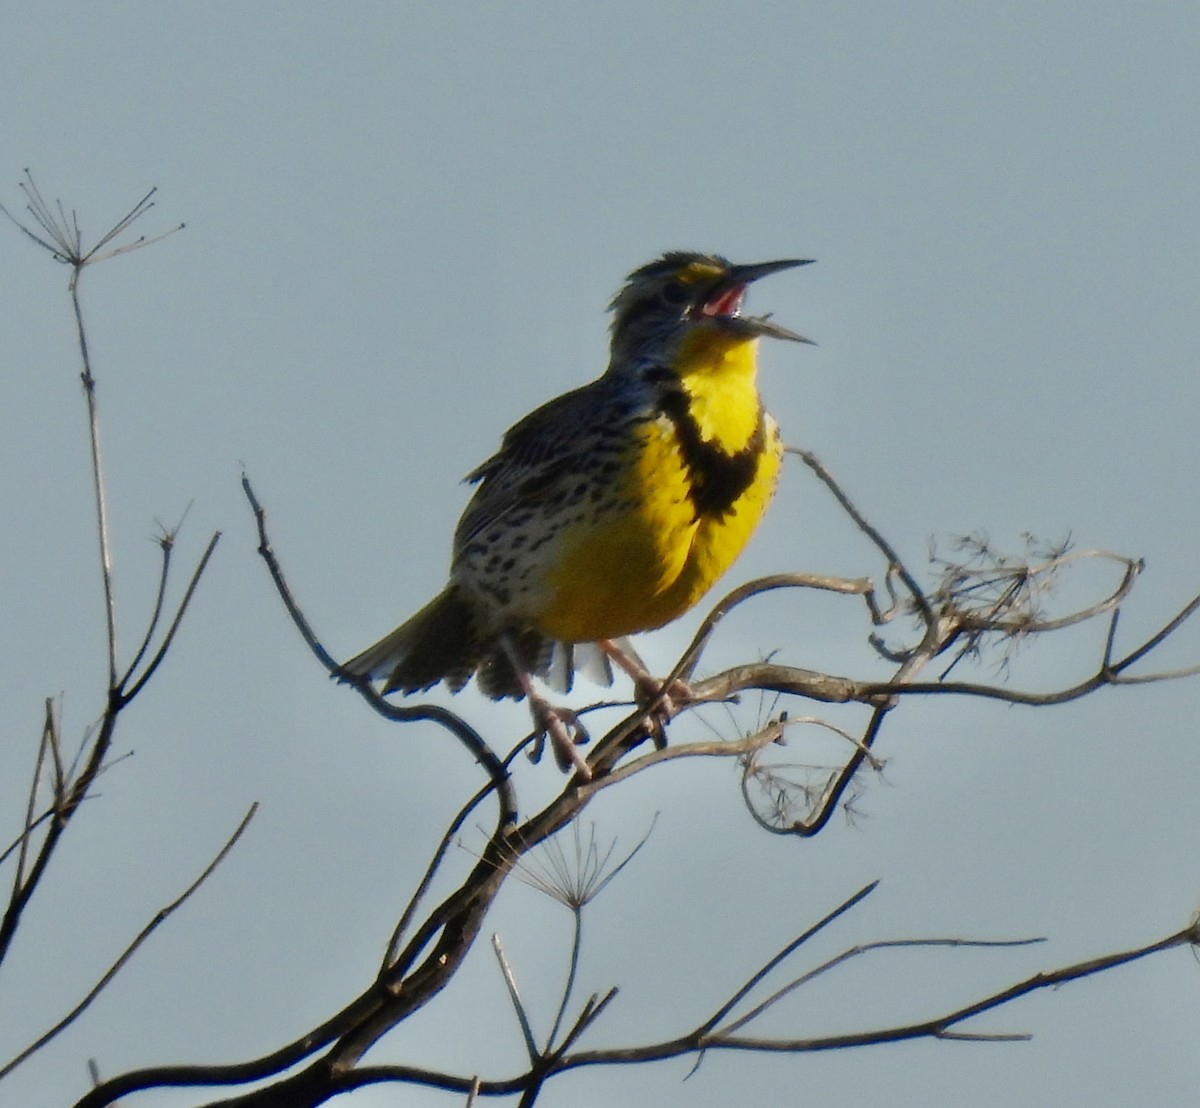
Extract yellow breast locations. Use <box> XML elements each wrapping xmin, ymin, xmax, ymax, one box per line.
<box><xmin>534</xmin><ymin>329</ymin><xmax>782</xmax><ymax>643</ymax></box>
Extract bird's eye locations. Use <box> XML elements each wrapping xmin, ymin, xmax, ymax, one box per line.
<box><xmin>660</xmin><ymin>280</ymin><xmax>688</xmax><ymax>305</ymax></box>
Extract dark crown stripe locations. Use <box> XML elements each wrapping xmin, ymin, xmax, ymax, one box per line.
<box><xmin>657</xmin><ymin>389</ymin><xmax>766</xmax><ymax>519</ymax></box>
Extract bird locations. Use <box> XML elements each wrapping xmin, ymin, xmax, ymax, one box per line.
<box><xmin>341</xmin><ymin>251</ymin><xmax>812</xmax><ymax>774</ymax></box>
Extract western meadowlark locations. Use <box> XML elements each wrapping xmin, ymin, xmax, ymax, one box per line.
<box><xmin>342</xmin><ymin>251</ymin><xmax>811</xmax><ymax>772</ymax></box>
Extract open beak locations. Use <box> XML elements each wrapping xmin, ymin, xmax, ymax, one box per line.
<box><xmin>705</xmin><ymin>258</ymin><xmax>815</xmax><ymax>344</ymax></box>
<box><xmin>728</xmin><ymin>258</ymin><xmax>814</xmax><ymax>286</ymax></box>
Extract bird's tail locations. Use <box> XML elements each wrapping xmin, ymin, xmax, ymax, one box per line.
<box><xmin>341</xmin><ymin>588</ymin><xmax>628</xmax><ymax>702</ymax></box>
<box><xmin>340</xmin><ymin>586</ymin><xmax>484</xmax><ymax>695</ymax></box>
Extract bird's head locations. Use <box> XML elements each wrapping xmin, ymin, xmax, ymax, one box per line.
<box><xmin>607</xmin><ymin>251</ymin><xmax>813</xmax><ymax>362</ymax></box>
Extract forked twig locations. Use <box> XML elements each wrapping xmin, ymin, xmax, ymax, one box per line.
<box><xmin>699</xmin><ymin>881</ymin><xmax>878</xmax><ymax>1035</ymax></box>
<box><xmin>120</xmin><ymin>532</ymin><xmax>221</xmax><ymax>703</ymax></box>
<box><xmin>717</xmin><ymin>934</ymin><xmax>1045</xmax><ymax>1038</ymax></box>
<box><xmin>555</xmin><ymin>915</ymin><xmax>1198</xmax><ymax>1070</ymax></box>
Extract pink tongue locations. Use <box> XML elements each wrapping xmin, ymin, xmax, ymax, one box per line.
<box><xmin>704</xmin><ymin>286</ymin><xmax>744</xmax><ymax>317</ymax></box>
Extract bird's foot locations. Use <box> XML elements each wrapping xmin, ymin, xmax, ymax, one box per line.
<box><xmin>596</xmin><ymin>639</ymin><xmax>698</xmax><ymax>749</ymax></box>
<box><xmin>526</xmin><ymin>693</ymin><xmax>591</xmax><ymax>779</ymax></box>
<box><xmin>498</xmin><ymin>632</ymin><xmax>591</xmax><ymax>779</ymax></box>
<box><xmin>632</xmin><ymin>675</ymin><xmax>697</xmax><ymax>749</ymax></box>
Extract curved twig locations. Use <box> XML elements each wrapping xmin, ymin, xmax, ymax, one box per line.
<box><xmin>119</xmin><ymin>530</ymin><xmax>176</xmax><ymax>687</ymax></box>
<box><xmin>670</xmin><ymin>572</ymin><xmax>873</xmax><ymax>685</ymax></box>
<box><xmin>240</xmin><ymin>472</ymin><xmax>516</xmax><ymax>816</ymax></box>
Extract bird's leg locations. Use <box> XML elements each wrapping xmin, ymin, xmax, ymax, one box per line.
<box><xmin>500</xmin><ymin>635</ymin><xmax>591</xmax><ymax>779</ymax></box>
<box><xmin>596</xmin><ymin>638</ymin><xmax>696</xmax><ymax>746</ymax></box>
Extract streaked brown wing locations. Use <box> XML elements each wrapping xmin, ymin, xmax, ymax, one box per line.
<box><xmin>452</xmin><ymin>380</ymin><xmax>609</xmax><ymax>555</ymax></box>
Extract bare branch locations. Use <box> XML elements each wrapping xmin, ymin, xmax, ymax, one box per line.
<box><xmin>73</xmin><ymin>257</ymin><xmax>117</xmax><ymax>685</ymax></box>
<box><xmin>3</xmin><ymin>174</ymin><xmax>182</xmax><ymax>688</ymax></box>
<box><xmin>546</xmin><ymin>910</ymin><xmax>585</xmax><ymax>1053</ymax></box>
<box><xmin>788</xmin><ymin>446</ymin><xmax>934</xmax><ymax>629</ymax></box>
<box><xmin>717</xmin><ymin>934</ymin><xmax>1045</xmax><ymax>1037</ymax></box>
<box><xmin>558</xmin><ymin>917</ymin><xmax>1198</xmax><ymax>1069</ymax></box>
<box><xmin>0</xmin><ymin>706</ymin><xmax>116</xmax><ymax>965</ymax></box>
<box><xmin>11</xmin><ymin>701</ymin><xmax>57</xmax><ymax>896</ymax></box>
<box><xmin>382</xmin><ymin>776</ymin><xmax>502</xmax><ymax>972</ymax></box>
<box><xmin>556</xmin><ymin>986</ymin><xmax>618</xmax><ymax>1053</ymax></box>
<box><xmin>511</xmin><ymin>816</ymin><xmax>658</xmax><ymax>911</ymax></box>
<box><xmin>119</xmin><ymin>522</ymin><xmax>181</xmax><ymax>687</ymax></box>
<box><xmin>119</xmin><ymin>531</ymin><xmax>222</xmax><ymax>703</ymax></box>
<box><xmin>698</xmin><ymin>881</ymin><xmax>879</xmax><ymax>1034</ymax></box>
<box><xmin>241</xmin><ymin>472</ymin><xmax>515</xmax><ymax>812</ymax></box>
<box><xmin>582</xmin><ymin>714</ymin><xmax>790</xmax><ymax>795</ymax></box>
<box><xmin>1110</xmin><ymin>591</ymin><xmax>1200</xmax><ymax>674</ymax></box>
<box><xmin>241</xmin><ymin>472</ymin><xmax>341</xmax><ymax>672</ymax></box>
<box><xmin>493</xmin><ymin>934</ymin><xmax>540</xmax><ymax>1062</ymax></box>
<box><xmin>668</xmin><ymin>572</ymin><xmax>874</xmax><ymax>687</ymax></box>
<box><xmin>1</xmin><ymin>804</ymin><xmax>257</xmax><ymax>1079</ymax></box>
<box><xmin>709</xmin><ymin>920</ymin><xmax>1197</xmax><ymax>1051</ymax></box>
<box><xmin>0</xmin><ymin>809</ymin><xmax>54</xmax><ymax>872</ymax></box>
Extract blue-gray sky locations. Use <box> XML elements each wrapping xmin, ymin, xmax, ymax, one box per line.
<box><xmin>2</xmin><ymin>4</ymin><xmax>1198</xmax><ymax>1106</ymax></box>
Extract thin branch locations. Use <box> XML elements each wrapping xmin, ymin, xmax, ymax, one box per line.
<box><xmin>12</xmin><ymin>701</ymin><xmax>56</xmax><ymax>895</ymax></box>
<box><xmin>0</xmin><ymin>809</ymin><xmax>54</xmax><ymax>871</ymax></box>
<box><xmin>790</xmin><ymin>700</ymin><xmax>890</xmax><ymax>836</ymax></box>
<box><xmin>240</xmin><ymin>472</ymin><xmax>339</xmax><ymax>670</ymax></box>
<box><xmin>1</xmin><ymin>174</ymin><xmax>182</xmax><ymax>269</ymax></box>
<box><xmin>788</xmin><ymin>447</ymin><xmax>934</xmax><ymax>629</ymax></box>
<box><xmin>203</xmin><ymin>912</ymin><xmax>1176</xmax><ymax>1102</ymax></box>
<box><xmin>510</xmin><ymin>817</ymin><xmax>658</xmax><ymax>911</ymax></box>
<box><xmin>522</xmin><ymin>988</ymin><xmax>620</xmax><ymax>1108</ymax></box>
<box><xmin>947</xmin><ymin>549</ymin><xmax>1142</xmax><ymax>637</ymax></box>
<box><xmin>72</xmin><ymin>263</ymin><xmax>118</xmax><ymax>686</ymax></box>
<box><xmin>556</xmin><ymin>986</ymin><xmax>619</xmax><ymax>1053</ymax></box>
<box><xmin>267</xmin><ymin>921</ymin><xmax>1195</xmax><ymax>1099</ymax></box>
<box><xmin>3</xmin><ymin>172</ymin><xmax>185</xmax><ymax>691</ymax></box>
<box><xmin>0</xmin><ymin>176</ymin><xmax>192</xmax><ymax>967</ymax></box>
<box><xmin>492</xmin><ymin>934</ymin><xmax>540</xmax><ymax>1062</ymax></box>
<box><xmin>558</xmin><ymin>918</ymin><xmax>1198</xmax><ymax>1069</ymax></box>
<box><xmin>0</xmin><ymin>705</ymin><xmax>115</xmax><ymax>965</ymax></box>
<box><xmin>80</xmin><ymin>188</ymin><xmax>170</xmax><ymax>266</ymax></box>
<box><xmin>382</xmin><ymin>776</ymin><xmax>501</xmax><ymax>972</ymax></box>
<box><xmin>547</xmin><ymin>910</ymin><xmax>584</xmax><ymax>1051</ymax></box>
<box><xmin>241</xmin><ymin>472</ymin><xmax>515</xmax><ymax>812</ymax></box>
<box><xmin>670</xmin><ymin>572</ymin><xmax>873</xmax><ymax>686</ymax></box>
<box><xmin>595</xmin><ymin>562</ymin><xmax>1198</xmax><ymax>834</ymax></box>
<box><xmin>709</xmin><ymin>922</ymin><xmax>1195</xmax><ymax>1051</ymax></box>
<box><xmin>119</xmin><ymin>526</ymin><xmax>179</xmax><ymax>687</ymax></box>
<box><xmin>582</xmin><ymin>715</ymin><xmax>790</xmax><ymax>796</ymax></box>
<box><xmin>119</xmin><ymin>531</ymin><xmax>221</xmax><ymax>703</ymax></box>
<box><xmin>0</xmin><ymin>804</ymin><xmax>257</xmax><ymax>1079</ymax></box>
<box><xmin>718</xmin><ymin>935</ymin><xmax>1046</xmax><ymax>1037</ymax></box>
<box><xmin>685</xmin><ymin>579</ymin><xmax>1200</xmax><ymax>710</ymax></box>
<box><xmin>1103</xmin><ymin>663</ymin><xmax>1200</xmax><ymax>684</ymax></box>
<box><xmin>1110</xmin><ymin>592</ymin><xmax>1200</xmax><ymax>674</ymax></box>
<box><xmin>699</xmin><ymin>881</ymin><xmax>878</xmax><ymax>1035</ymax></box>
<box><xmin>351</xmin><ymin>687</ymin><xmax>512</xmax><ymax>812</ymax></box>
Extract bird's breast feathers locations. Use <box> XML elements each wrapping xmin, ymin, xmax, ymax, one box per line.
<box><xmin>532</xmin><ymin>397</ymin><xmax>782</xmax><ymax>643</ymax></box>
